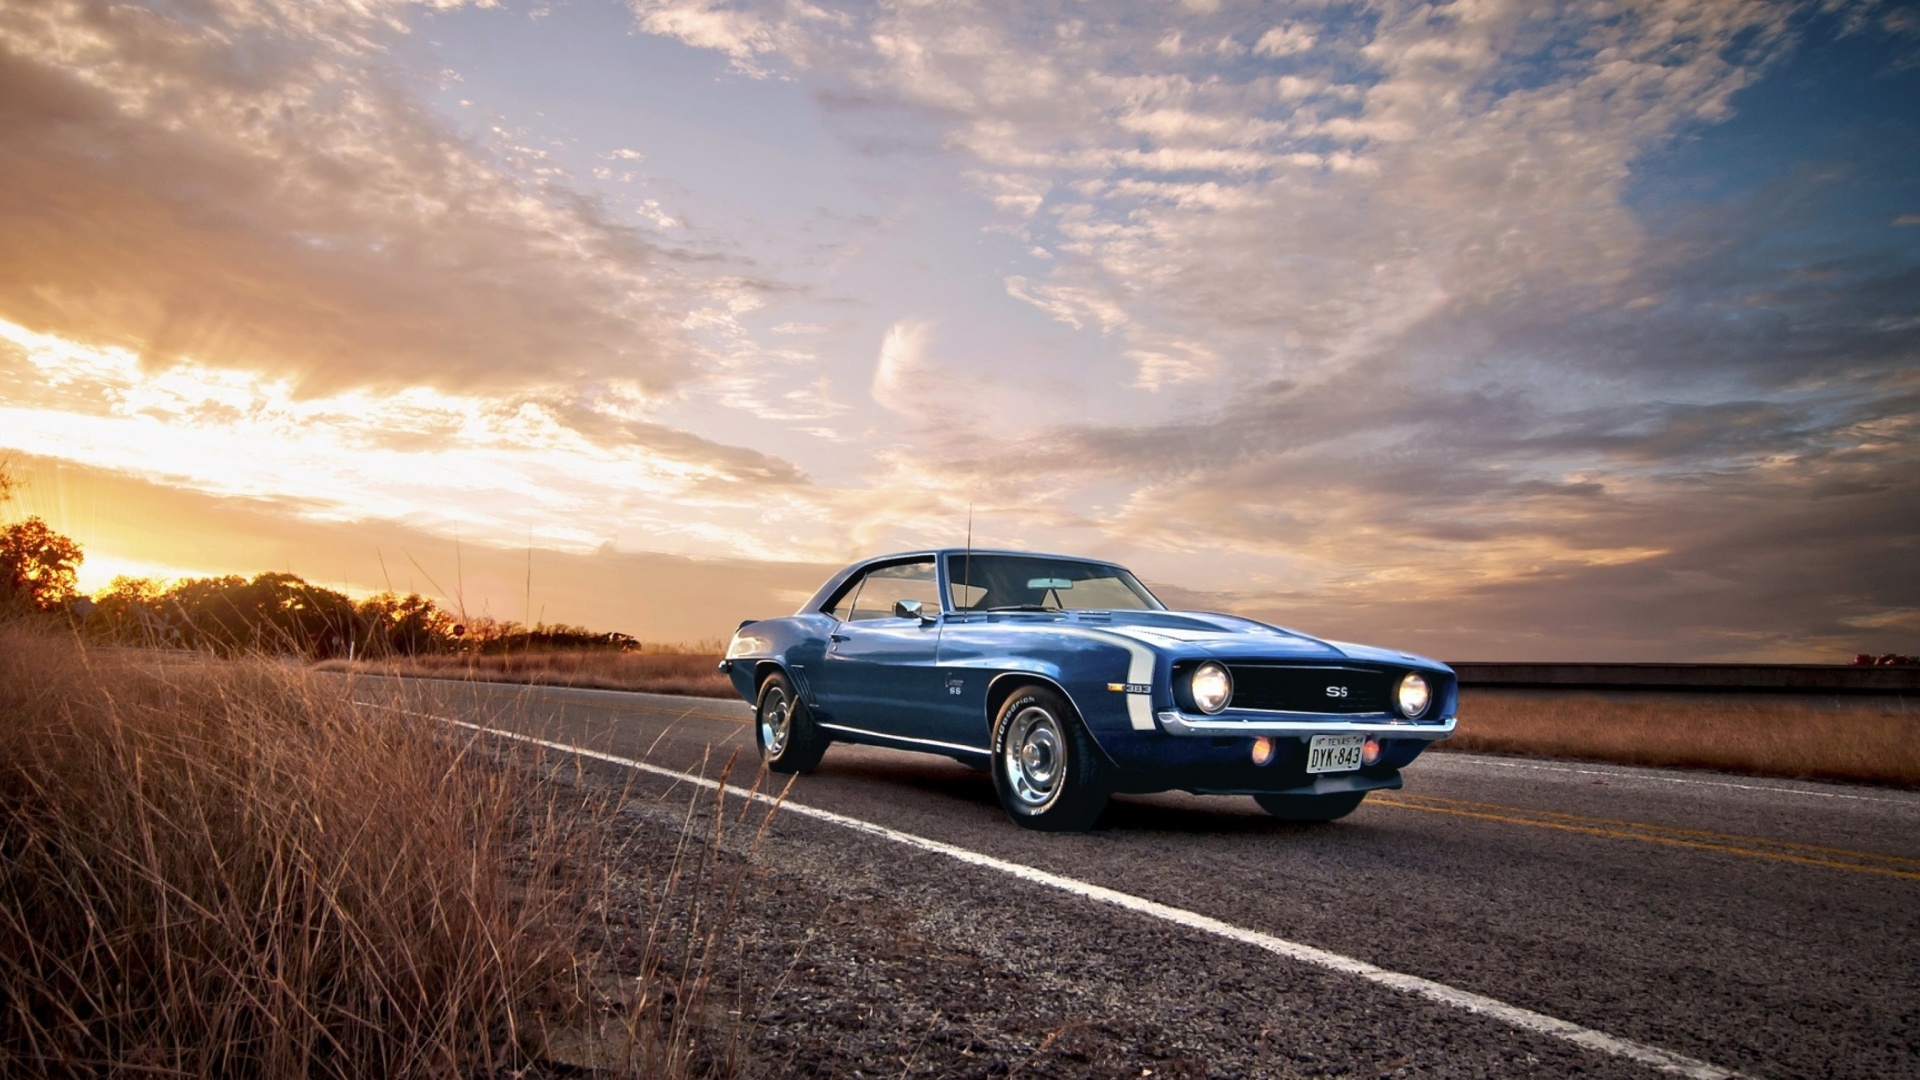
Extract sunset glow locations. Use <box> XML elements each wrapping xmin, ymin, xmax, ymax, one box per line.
<box><xmin>1</xmin><ymin>0</ymin><xmax>1915</xmax><ymax>658</ymax></box>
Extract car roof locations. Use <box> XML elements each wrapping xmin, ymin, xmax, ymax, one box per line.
<box><xmin>862</xmin><ymin>548</ymin><xmax>1128</xmax><ymax>564</ymax></box>
<box><xmin>795</xmin><ymin>549</ymin><xmax>1136</xmax><ymax>615</ymax></box>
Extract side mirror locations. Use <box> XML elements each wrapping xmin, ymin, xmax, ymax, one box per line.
<box><xmin>892</xmin><ymin>598</ymin><xmax>932</xmax><ymax>622</ymax></box>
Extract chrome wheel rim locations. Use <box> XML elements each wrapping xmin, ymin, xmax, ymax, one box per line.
<box><xmin>759</xmin><ymin>686</ymin><xmax>792</xmax><ymax>758</ymax></box>
<box><xmin>1003</xmin><ymin>705</ymin><xmax>1064</xmax><ymax>809</ymax></box>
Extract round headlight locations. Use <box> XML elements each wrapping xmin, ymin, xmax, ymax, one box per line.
<box><xmin>1396</xmin><ymin>672</ymin><xmax>1431</xmax><ymax>719</ymax></box>
<box><xmin>1190</xmin><ymin>662</ymin><xmax>1233</xmax><ymax>714</ymax></box>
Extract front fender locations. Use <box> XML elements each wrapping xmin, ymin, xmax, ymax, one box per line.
<box><xmin>961</xmin><ymin>628</ymin><xmax>1164</xmax><ymax>760</ymax></box>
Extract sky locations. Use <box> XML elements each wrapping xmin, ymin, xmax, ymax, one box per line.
<box><xmin>0</xmin><ymin>0</ymin><xmax>1915</xmax><ymax>660</ymax></box>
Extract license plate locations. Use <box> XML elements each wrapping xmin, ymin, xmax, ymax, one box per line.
<box><xmin>1305</xmin><ymin>733</ymin><xmax>1365</xmax><ymax>774</ymax></box>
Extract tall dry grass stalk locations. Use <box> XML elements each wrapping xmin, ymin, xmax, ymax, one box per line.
<box><xmin>0</xmin><ymin>620</ymin><xmax>752</xmax><ymax>1077</ymax></box>
<box><xmin>317</xmin><ymin>649</ymin><xmax>733</xmax><ymax>699</ymax></box>
<box><xmin>1442</xmin><ymin>690</ymin><xmax>1920</xmax><ymax>787</ymax></box>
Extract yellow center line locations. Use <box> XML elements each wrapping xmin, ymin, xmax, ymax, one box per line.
<box><xmin>1385</xmin><ymin>792</ymin><xmax>1920</xmax><ymax>868</ymax></box>
<box><xmin>1371</xmin><ymin>794</ymin><xmax>1920</xmax><ymax>883</ymax></box>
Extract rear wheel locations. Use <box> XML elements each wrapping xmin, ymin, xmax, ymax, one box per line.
<box><xmin>756</xmin><ymin>672</ymin><xmax>827</xmax><ymax>773</ymax></box>
<box><xmin>991</xmin><ymin>686</ymin><xmax>1108</xmax><ymax>832</ymax></box>
<box><xmin>1254</xmin><ymin>791</ymin><xmax>1367</xmax><ymax>822</ymax></box>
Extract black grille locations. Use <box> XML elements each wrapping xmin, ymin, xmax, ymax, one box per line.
<box><xmin>1224</xmin><ymin>665</ymin><xmax>1390</xmax><ymax>714</ymax></box>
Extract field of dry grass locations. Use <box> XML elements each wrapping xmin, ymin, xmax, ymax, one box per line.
<box><xmin>316</xmin><ymin>648</ymin><xmax>735</xmax><ymax>699</ymax></box>
<box><xmin>1441</xmin><ymin>689</ymin><xmax>1920</xmax><ymax>787</ymax></box>
<box><xmin>0</xmin><ymin>622</ymin><xmax>752</xmax><ymax>1077</ymax></box>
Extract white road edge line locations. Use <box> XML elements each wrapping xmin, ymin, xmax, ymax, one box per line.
<box><xmin>1439</xmin><ymin>753</ymin><xmax>1911</xmax><ymax>804</ymax></box>
<box><xmin>364</xmin><ymin>702</ymin><xmax>1744</xmax><ymax>1080</ymax></box>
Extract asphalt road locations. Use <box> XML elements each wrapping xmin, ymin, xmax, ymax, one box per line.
<box><xmin>348</xmin><ymin>675</ymin><xmax>1920</xmax><ymax>1079</ymax></box>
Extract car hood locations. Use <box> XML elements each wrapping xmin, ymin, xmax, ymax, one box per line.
<box><xmin>1073</xmin><ymin>610</ymin><xmax>1450</xmax><ymax>671</ymax></box>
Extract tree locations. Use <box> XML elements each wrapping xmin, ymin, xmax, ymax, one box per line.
<box><xmin>156</xmin><ymin>573</ymin><xmax>359</xmax><ymax>657</ymax></box>
<box><xmin>356</xmin><ymin>592</ymin><xmax>454</xmax><ymax>657</ymax></box>
<box><xmin>0</xmin><ymin>517</ymin><xmax>84</xmax><ymax>614</ymax></box>
<box><xmin>89</xmin><ymin>576</ymin><xmax>172</xmax><ymax>645</ymax></box>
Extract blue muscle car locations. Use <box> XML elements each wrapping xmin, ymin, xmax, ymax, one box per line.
<box><xmin>720</xmin><ymin>549</ymin><xmax>1456</xmax><ymax>831</ymax></box>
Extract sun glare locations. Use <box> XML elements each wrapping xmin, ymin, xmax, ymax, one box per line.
<box><xmin>71</xmin><ymin>553</ymin><xmax>224</xmax><ymax>596</ymax></box>
<box><xmin>0</xmin><ymin>319</ymin><xmax>820</xmax><ymax>564</ymax></box>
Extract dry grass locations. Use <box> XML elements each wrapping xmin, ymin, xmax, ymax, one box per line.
<box><xmin>1440</xmin><ymin>689</ymin><xmax>1920</xmax><ymax>787</ymax></box>
<box><xmin>316</xmin><ymin>649</ymin><xmax>734</xmax><ymax>699</ymax></box>
<box><xmin>0</xmin><ymin>620</ymin><xmax>754</xmax><ymax>1077</ymax></box>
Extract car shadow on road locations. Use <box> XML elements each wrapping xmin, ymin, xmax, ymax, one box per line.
<box><xmin>806</xmin><ymin>757</ymin><xmax>1002</xmax><ymax>807</ymax></box>
<box><xmin>1099</xmin><ymin>795</ymin><xmax>1357</xmax><ymax>836</ymax></box>
<box><xmin>806</xmin><ymin>755</ymin><xmax>1378</xmax><ymax>838</ymax></box>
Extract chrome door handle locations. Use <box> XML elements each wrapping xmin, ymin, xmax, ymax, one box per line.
<box><xmin>829</xmin><ymin>633</ymin><xmax>850</xmax><ymax>643</ymax></box>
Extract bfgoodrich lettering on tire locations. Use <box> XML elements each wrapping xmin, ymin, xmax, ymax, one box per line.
<box><xmin>991</xmin><ymin>685</ymin><xmax>1108</xmax><ymax>832</ymax></box>
<box><xmin>756</xmin><ymin>671</ymin><xmax>828</xmax><ymax>773</ymax></box>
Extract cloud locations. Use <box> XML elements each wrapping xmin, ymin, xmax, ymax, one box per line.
<box><xmin>1253</xmin><ymin>24</ymin><xmax>1316</xmax><ymax>58</ymax></box>
<box><xmin>870</xmin><ymin>320</ymin><xmax>934</xmax><ymax>415</ymax></box>
<box><xmin>0</xmin><ymin>0</ymin><xmax>709</xmax><ymax>397</ymax></box>
<box><xmin>0</xmin><ymin>317</ymin><xmax>830</xmax><ymax>562</ymax></box>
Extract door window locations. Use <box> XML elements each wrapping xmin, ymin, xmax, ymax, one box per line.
<box><xmin>845</xmin><ymin>560</ymin><xmax>940</xmax><ymax>621</ymax></box>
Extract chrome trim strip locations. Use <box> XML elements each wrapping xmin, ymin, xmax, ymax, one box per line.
<box><xmin>1155</xmin><ymin>710</ymin><xmax>1457</xmax><ymax>740</ymax></box>
<box><xmin>817</xmin><ymin>723</ymin><xmax>989</xmax><ymax>756</ymax></box>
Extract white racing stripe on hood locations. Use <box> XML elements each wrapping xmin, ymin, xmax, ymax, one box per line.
<box><xmin>1107</xmin><ymin>627</ymin><xmax>1223</xmax><ymax>644</ymax></box>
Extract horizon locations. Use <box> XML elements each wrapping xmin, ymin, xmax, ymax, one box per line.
<box><xmin>1</xmin><ymin>1</ymin><xmax>1916</xmax><ymax>662</ymax></box>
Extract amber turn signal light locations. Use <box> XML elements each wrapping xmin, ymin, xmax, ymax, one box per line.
<box><xmin>1250</xmin><ymin>736</ymin><xmax>1277</xmax><ymax>766</ymax></box>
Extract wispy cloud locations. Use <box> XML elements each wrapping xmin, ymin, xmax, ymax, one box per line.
<box><xmin>0</xmin><ymin>0</ymin><xmax>720</xmax><ymax>397</ymax></box>
<box><xmin>0</xmin><ymin>317</ymin><xmax>826</xmax><ymax>561</ymax></box>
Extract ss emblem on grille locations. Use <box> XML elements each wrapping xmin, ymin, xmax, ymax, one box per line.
<box><xmin>1326</xmin><ymin>685</ymin><xmax>1348</xmax><ymax>698</ymax></box>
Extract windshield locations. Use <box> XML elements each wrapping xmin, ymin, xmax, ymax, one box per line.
<box><xmin>945</xmin><ymin>554</ymin><xmax>1165</xmax><ymax>612</ymax></box>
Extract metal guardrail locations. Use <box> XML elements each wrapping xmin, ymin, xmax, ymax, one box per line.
<box><xmin>1448</xmin><ymin>662</ymin><xmax>1920</xmax><ymax>695</ymax></box>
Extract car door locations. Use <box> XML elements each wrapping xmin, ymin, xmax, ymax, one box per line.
<box><xmin>809</xmin><ymin>558</ymin><xmax>947</xmax><ymax>739</ymax></box>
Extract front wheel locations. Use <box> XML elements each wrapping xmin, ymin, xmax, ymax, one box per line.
<box><xmin>1254</xmin><ymin>791</ymin><xmax>1367</xmax><ymax>822</ymax></box>
<box><xmin>991</xmin><ymin>686</ymin><xmax>1108</xmax><ymax>832</ymax></box>
<box><xmin>756</xmin><ymin>672</ymin><xmax>827</xmax><ymax>773</ymax></box>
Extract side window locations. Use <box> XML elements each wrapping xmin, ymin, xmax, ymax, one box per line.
<box><xmin>826</xmin><ymin>577</ymin><xmax>865</xmax><ymax>622</ymax></box>
<box><xmin>949</xmin><ymin>582</ymin><xmax>988</xmax><ymax>610</ymax></box>
<box><xmin>848</xmin><ymin>559</ymin><xmax>940</xmax><ymax>620</ymax></box>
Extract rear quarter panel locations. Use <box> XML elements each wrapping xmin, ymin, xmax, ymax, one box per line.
<box><xmin>725</xmin><ymin>614</ymin><xmax>833</xmax><ymax>705</ymax></box>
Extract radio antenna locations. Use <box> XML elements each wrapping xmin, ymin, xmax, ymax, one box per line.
<box><xmin>963</xmin><ymin>503</ymin><xmax>973</xmax><ymax>614</ymax></box>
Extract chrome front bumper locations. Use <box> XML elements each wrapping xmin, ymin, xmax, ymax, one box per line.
<box><xmin>1156</xmin><ymin>709</ymin><xmax>1456</xmax><ymax>740</ymax></box>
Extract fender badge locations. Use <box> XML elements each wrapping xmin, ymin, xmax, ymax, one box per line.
<box><xmin>1107</xmin><ymin>682</ymin><xmax>1153</xmax><ymax>694</ymax></box>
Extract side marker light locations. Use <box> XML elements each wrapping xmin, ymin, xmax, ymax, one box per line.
<box><xmin>1362</xmin><ymin>737</ymin><xmax>1383</xmax><ymax>766</ymax></box>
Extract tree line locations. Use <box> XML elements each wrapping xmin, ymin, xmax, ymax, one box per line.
<box><xmin>0</xmin><ymin>461</ymin><xmax>635</xmax><ymax>658</ymax></box>
<box><xmin>79</xmin><ymin>572</ymin><xmax>636</xmax><ymax>658</ymax></box>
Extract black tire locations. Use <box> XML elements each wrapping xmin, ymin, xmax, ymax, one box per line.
<box><xmin>990</xmin><ymin>686</ymin><xmax>1108</xmax><ymax>832</ymax></box>
<box><xmin>755</xmin><ymin>672</ymin><xmax>828</xmax><ymax>773</ymax></box>
<box><xmin>1254</xmin><ymin>791</ymin><xmax>1367</xmax><ymax>822</ymax></box>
